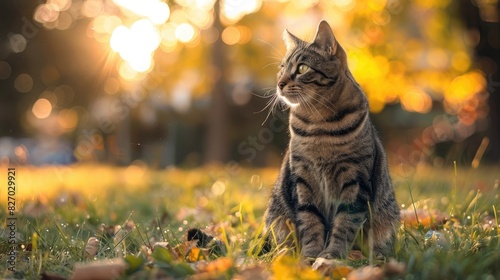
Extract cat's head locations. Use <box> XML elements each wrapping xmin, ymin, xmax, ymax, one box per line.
<box><xmin>276</xmin><ymin>20</ymin><xmax>347</xmax><ymax>108</ymax></box>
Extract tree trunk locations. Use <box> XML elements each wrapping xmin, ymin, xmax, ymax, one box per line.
<box><xmin>204</xmin><ymin>0</ymin><xmax>229</xmax><ymax>164</ymax></box>
<box><xmin>460</xmin><ymin>0</ymin><xmax>500</xmax><ymax>163</ymax></box>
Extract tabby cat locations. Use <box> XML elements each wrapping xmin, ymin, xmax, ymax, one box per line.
<box><xmin>264</xmin><ymin>20</ymin><xmax>400</xmax><ymax>262</ymax></box>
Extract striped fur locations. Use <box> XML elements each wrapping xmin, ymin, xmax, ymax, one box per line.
<box><xmin>264</xmin><ymin>21</ymin><xmax>400</xmax><ymax>260</ymax></box>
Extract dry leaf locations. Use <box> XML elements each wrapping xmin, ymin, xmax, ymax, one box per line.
<box><xmin>347</xmin><ymin>266</ymin><xmax>384</xmax><ymax>280</ymax></box>
<box><xmin>348</xmin><ymin>250</ymin><xmax>367</xmax><ymax>260</ymax></box>
<box><xmin>187</xmin><ymin>258</ymin><xmax>234</xmax><ymax>279</ymax></box>
<box><xmin>311</xmin><ymin>257</ymin><xmax>353</xmax><ymax>277</ymax></box>
<box><xmin>140</xmin><ymin>245</ymin><xmax>152</xmax><ymax>259</ymax></box>
<box><xmin>114</xmin><ymin>225</ymin><xmax>125</xmax><ymax>256</ymax></box>
<box><xmin>384</xmin><ymin>259</ymin><xmax>406</xmax><ymax>276</ymax></box>
<box><xmin>186</xmin><ymin>247</ymin><xmax>209</xmax><ymax>262</ymax></box>
<box><xmin>71</xmin><ymin>258</ymin><xmax>126</xmax><ymax>280</ymax></box>
<box><xmin>234</xmin><ymin>264</ymin><xmax>270</xmax><ymax>280</ymax></box>
<box><xmin>401</xmin><ymin>208</ymin><xmax>446</xmax><ymax>228</ymax></box>
<box><xmin>203</xmin><ymin>257</ymin><xmax>233</xmax><ymax>272</ymax></box>
<box><xmin>84</xmin><ymin>237</ymin><xmax>99</xmax><ymax>259</ymax></box>
<box><xmin>124</xmin><ymin>220</ymin><xmax>136</xmax><ymax>231</ymax></box>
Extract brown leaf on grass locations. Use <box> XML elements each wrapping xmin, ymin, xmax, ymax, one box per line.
<box><xmin>234</xmin><ymin>265</ymin><xmax>271</xmax><ymax>280</ymax></box>
<box><xmin>71</xmin><ymin>258</ymin><xmax>126</xmax><ymax>280</ymax></box>
<box><xmin>186</xmin><ymin>247</ymin><xmax>210</xmax><ymax>262</ymax></box>
<box><xmin>84</xmin><ymin>237</ymin><xmax>99</xmax><ymax>259</ymax></box>
<box><xmin>311</xmin><ymin>257</ymin><xmax>353</xmax><ymax>277</ymax></box>
<box><xmin>347</xmin><ymin>266</ymin><xmax>384</xmax><ymax>280</ymax></box>
<box><xmin>187</xmin><ymin>258</ymin><xmax>234</xmax><ymax>279</ymax></box>
<box><xmin>202</xmin><ymin>257</ymin><xmax>233</xmax><ymax>272</ymax></box>
<box><xmin>124</xmin><ymin>220</ymin><xmax>136</xmax><ymax>231</ymax></box>
<box><xmin>173</xmin><ymin>239</ymin><xmax>199</xmax><ymax>260</ymax></box>
<box><xmin>400</xmin><ymin>207</ymin><xmax>447</xmax><ymax>228</ymax></box>
<box><xmin>348</xmin><ymin>250</ymin><xmax>367</xmax><ymax>260</ymax></box>
<box><xmin>346</xmin><ymin>259</ymin><xmax>406</xmax><ymax>280</ymax></box>
<box><xmin>384</xmin><ymin>259</ymin><xmax>406</xmax><ymax>276</ymax></box>
<box><xmin>114</xmin><ymin>225</ymin><xmax>125</xmax><ymax>257</ymax></box>
<box><xmin>481</xmin><ymin>214</ymin><xmax>498</xmax><ymax>230</ymax></box>
<box><xmin>140</xmin><ymin>245</ymin><xmax>152</xmax><ymax>260</ymax></box>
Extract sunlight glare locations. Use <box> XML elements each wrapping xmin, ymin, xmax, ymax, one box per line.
<box><xmin>113</xmin><ymin>0</ymin><xmax>170</xmax><ymax>24</ymax></box>
<box><xmin>194</xmin><ymin>0</ymin><xmax>216</xmax><ymax>10</ymax></box>
<box><xmin>223</xmin><ymin>0</ymin><xmax>261</xmax><ymax>22</ymax></box>
<box><xmin>175</xmin><ymin>23</ymin><xmax>196</xmax><ymax>43</ymax></box>
<box><xmin>130</xmin><ymin>19</ymin><xmax>161</xmax><ymax>52</ymax></box>
<box><xmin>110</xmin><ymin>20</ymin><xmax>160</xmax><ymax>73</ymax></box>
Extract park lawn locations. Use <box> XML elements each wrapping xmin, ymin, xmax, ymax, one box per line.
<box><xmin>0</xmin><ymin>163</ymin><xmax>499</xmax><ymax>279</ymax></box>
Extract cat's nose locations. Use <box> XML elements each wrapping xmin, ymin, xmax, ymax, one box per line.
<box><xmin>278</xmin><ymin>82</ymin><xmax>286</xmax><ymax>89</ymax></box>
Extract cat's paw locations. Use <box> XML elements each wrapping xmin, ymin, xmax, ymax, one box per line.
<box><xmin>311</xmin><ymin>257</ymin><xmax>343</xmax><ymax>271</ymax></box>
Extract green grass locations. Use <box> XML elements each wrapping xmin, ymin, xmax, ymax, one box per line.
<box><xmin>0</xmin><ymin>164</ymin><xmax>499</xmax><ymax>279</ymax></box>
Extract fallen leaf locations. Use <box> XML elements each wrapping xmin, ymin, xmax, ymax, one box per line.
<box><xmin>348</xmin><ymin>250</ymin><xmax>367</xmax><ymax>261</ymax></box>
<box><xmin>124</xmin><ymin>220</ymin><xmax>136</xmax><ymax>231</ymax></box>
<box><xmin>186</xmin><ymin>247</ymin><xmax>208</xmax><ymax>262</ymax></box>
<box><xmin>272</xmin><ymin>255</ymin><xmax>321</xmax><ymax>280</ymax></box>
<box><xmin>71</xmin><ymin>258</ymin><xmax>126</xmax><ymax>280</ymax></box>
<box><xmin>384</xmin><ymin>259</ymin><xmax>406</xmax><ymax>276</ymax></box>
<box><xmin>203</xmin><ymin>257</ymin><xmax>233</xmax><ymax>272</ymax></box>
<box><xmin>401</xmin><ymin>208</ymin><xmax>446</xmax><ymax>228</ymax></box>
<box><xmin>311</xmin><ymin>257</ymin><xmax>353</xmax><ymax>277</ymax></box>
<box><xmin>234</xmin><ymin>264</ymin><xmax>270</xmax><ymax>280</ymax></box>
<box><xmin>347</xmin><ymin>266</ymin><xmax>384</xmax><ymax>280</ymax></box>
<box><xmin>84</xmin><ymin>237</ymin><xmax>99</xmax><ymax>260</ymax></box>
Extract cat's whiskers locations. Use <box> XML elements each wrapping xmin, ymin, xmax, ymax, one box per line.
<box><xmin>258</xmin><ymin>38</ymin><xmax>284</xmax><ymax>59</ymax></box>
<box><xmin>252</xmin><ymin>87</ymin><xmax>275</xmax><ymax>99</ymax></box>
<box><xmin>260</xmin><ymin>92</ymin><xmax>283</xmax><ymax>125</ymax></box>
<box><xmin>262</xmin><ymin>62</ymin><xmax>281</xmax><ymax>71</ymax></box>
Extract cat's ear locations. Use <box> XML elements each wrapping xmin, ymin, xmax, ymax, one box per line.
<box><xmin>312</xmin><ymin>20</ymin><xmax>338</xmax><ymax>55</ymax></box>
<box><xmin>283</xmin><ymin>29</ymin><xmax>302</xmax><ymax>51</ymax></box>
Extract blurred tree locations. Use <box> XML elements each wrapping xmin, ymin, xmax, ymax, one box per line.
<box><xmin>0</xmin><ymin>0</ymin><xmax>492</xmax><ymax>166</ymax></box>
<box><xmin>460</xmin><ymin>0</ymin><xmax>500</xmax><ymax>163</ymax></box>
<box><xmin>204</xmin><ymin>0</ymin><xmax>229</xmax><ymax>163</ymax></box>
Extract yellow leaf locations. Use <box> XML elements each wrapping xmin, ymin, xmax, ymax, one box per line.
<box><xmin>332</xmin><ymin>266</ymin><xmax>353</xmax><ymax>278</ymax></box>
<box><xmin>204</xmin><ymin>257</ymin><xmax>233</xmax><ymax>273</ymax></box>
<box><xmin>187</xmin><ymin>247</ymin><xmax>205</xmax><ymax>262</ymax></box>
<box><xmin>272</xmin><ymin>256</ymin><xmax>321</xmax><ymax>280</ymax></box>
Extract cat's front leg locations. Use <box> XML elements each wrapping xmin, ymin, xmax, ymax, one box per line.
<box><xmin>318</xmin><ymin>193</ymin><xmax>367</xmax><ymax>259</ymax></box>
<box><xmin>294</xmin><ymin>177</ymin><xmax>327</xmax><ymax>258</ymax></box>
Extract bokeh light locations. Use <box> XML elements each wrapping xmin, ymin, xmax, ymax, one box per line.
<box><xmin>113</xmin><ymin>0</ymin><xmax>170</xmax><ymax>24</ymax></box>
<box><xmin>57</xmin><ymin>108</ymin><xmax>79</xmax><ymax>130</ymax></box>
<box><xmin>175</xmin><ymin>23</ymin><xmax>197</xmax><ymax>43</ymax></box>
<box><xmin>32</xmin><ymin>98</ymin><xmax>53</xmax><ymax>119</ymax></box>
<box><xmin>222</xmin><ymin>0</ymin><xmax>262</xmax><ymax>23</ymax></box>
<box><xmin>9</xmin><ymin>34</ymin><xmax>27</xmax><ymax>53</ymax></box>
<box><xmin>110</xmin><ymin>19</ymin><xmax>160</xmax><ymax>73</ymax></box>
<box><xmin>14</xmin><ymin>74</ymin><xmax>34</xmax><ymax>93</ymax></box>
<box><xmin>0</xmin><ymin>61</ymin><xmax>12</xmax><ymax>80</ymax></box>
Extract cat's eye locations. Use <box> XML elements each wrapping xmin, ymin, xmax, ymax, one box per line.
<box><xmin>298</xmin><ymin>64</ymin><xmax>310</xmax><ymax>74</ymax></box>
